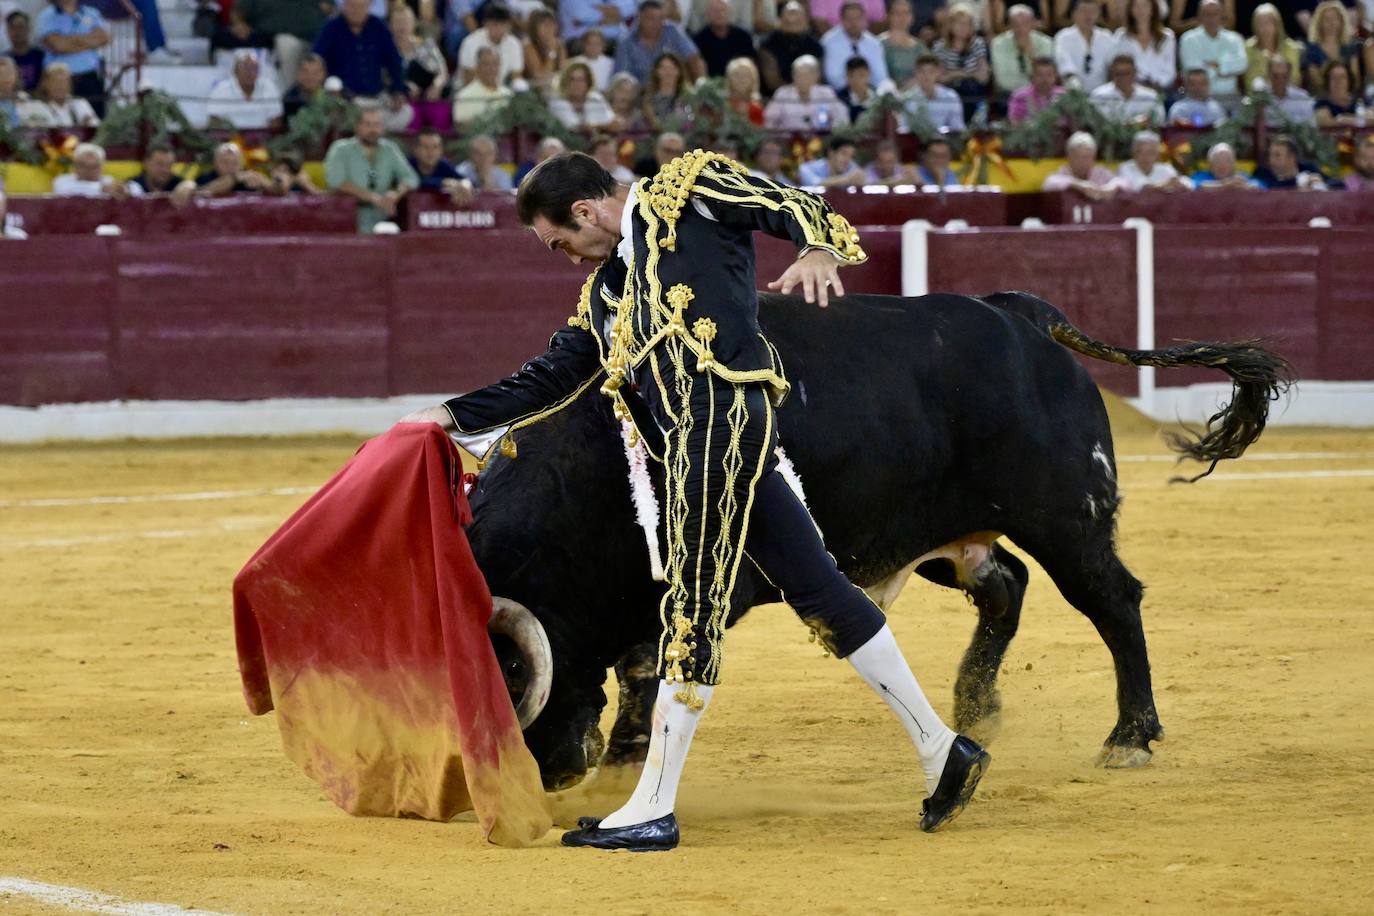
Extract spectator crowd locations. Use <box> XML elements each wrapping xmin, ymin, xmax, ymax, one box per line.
<box><xmin>5</xmin><ymin>0</ymin><xmax>1374</xmax><ymax>232</ymax></box>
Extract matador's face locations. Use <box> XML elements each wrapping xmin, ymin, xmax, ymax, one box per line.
<box><xmin>531</xmin><ymin>200</ymin><xmax>620</xmax><ymax>265</ymax></box>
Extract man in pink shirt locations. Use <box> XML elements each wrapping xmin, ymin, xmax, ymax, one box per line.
<box><xmin>1042</xmin><ymin>130</ymin><xmax>1122</xmax><ymax>200</ymax></box>
<box><xmin>1007</xmin><ymin>55</ymin><xmax>1065</xmax><ymax>123</ymax></box>
<box><xmin>809</xmin><ymin>0</ymin><xmax>884</xmax><ymax>29</ymax></box>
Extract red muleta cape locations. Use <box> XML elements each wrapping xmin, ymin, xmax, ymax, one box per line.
<box><xmin>232</xmin><ymin>422</ymin><xmax>550</xmax><ymax>846</ymax></box>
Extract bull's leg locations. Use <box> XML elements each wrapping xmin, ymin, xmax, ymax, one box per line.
<box><xmin>915</xmin><ymin>544</ymin><xmax>1029</xmax><ymax>746</ymax></box>
<box><xmin>1030</xmin><ymin>531</ymin><xmax>1163</xmax><ymax>768</ymax></box>
<box><xmin>599</xmin><ymin>639</ymin><xmax>659</xmax><ymax>769</ymax></box>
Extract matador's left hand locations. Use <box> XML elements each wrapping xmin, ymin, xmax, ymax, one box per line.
<box><xmin>767</xmin><ymin>249</ymin><xmax>846</xmax><ymax>308</ymax></box>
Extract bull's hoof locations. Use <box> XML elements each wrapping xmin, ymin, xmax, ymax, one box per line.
<box><xmin>1096</xmin><ymin>744</ymin><xmax>1153</xmax><ymax>768</ymax></box>
<box><xmin>954</xmin><ymin>688</ymin><xmax>1002</xmax><ymax>745</ymax></box>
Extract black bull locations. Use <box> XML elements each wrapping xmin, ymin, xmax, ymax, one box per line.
<box><xmin>465</xmin><ymin>290</ymin><xmax>1291</xmax><ymax>790</ymax></box>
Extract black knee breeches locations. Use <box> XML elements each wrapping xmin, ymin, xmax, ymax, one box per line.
<box><xmin>652</xmin><ymin>372</ymin><xmax>886</xmax><ymax>690</ymax></box>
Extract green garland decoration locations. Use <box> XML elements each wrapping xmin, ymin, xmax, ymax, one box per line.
<box><xmin>0</xmin><ymin>116</ymin><xmax>44</xmax><ymax>165</ymax></box>
<box><xmin>1000</xmin><ymin>87</ymin><xmax>1138</xmax><ymax>161</ymax></box>
<box><xmin>93</xmin><ymin>90</ymin><xmax>216</xmax><ymax>162</ymax></box>
<box><xmin>267</xmin><ymin>93</ymin><xmax>359</xmax><ymax>159</ymax></box>
<box><xmin>453</xmin><ymin>90</ymin><xmax>587</xmax><ymax>161</ymax></box>
<box><xmin>1188</xmin><ymin>91</ymin><xmax>1337</xmax><ymax>173</ymax></box>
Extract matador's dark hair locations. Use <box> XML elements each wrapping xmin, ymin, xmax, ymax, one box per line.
<box><xmin>516</xmin><ymin>152</ymin><xmax>615</xmax><ymax>228</ymax></box>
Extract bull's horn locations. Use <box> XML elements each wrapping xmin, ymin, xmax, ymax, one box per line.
<box><xmin>488</xmin><ymin>597</ymin><xmax>553</xmax><ymax>729</ymax></box>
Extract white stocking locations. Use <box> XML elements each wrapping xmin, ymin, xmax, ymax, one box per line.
<box><xmin>598</xmin><ymin>680</ymin><xmax>713</xmax><ymax>828</ymax></box>
<box><xmin>847</xmin><ymin>625</ymin><xmax>956</xmax><ymax>796</ymax></box>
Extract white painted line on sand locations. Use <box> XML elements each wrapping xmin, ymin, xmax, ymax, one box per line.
<box><xmin>3</xmin><ymin>518</ymin><xmax>272</xmax><ymax>550</ymax></box>
<box><xmin>1117</xmin><ymin>451</ymin><xmax>1374</xmax><ymax>464</ymax></box>
<box><xmin>1203</xmin><ymin>469</ymin><xmax>1374</xmax><ymax>482</ymax></box>
<box><xmin>0</xmin><ymin>486</ymin><xmax>317</xmax><ymax>509</ymax></box>
<box><xmin>0</xmin><ymin>877</ymin><xmax>232</xmax><ymax>916</ymax></box>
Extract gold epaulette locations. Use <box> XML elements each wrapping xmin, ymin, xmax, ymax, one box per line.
<box><xmin>646</xmin><ymin>149</ymin><xmax>741</xmax><ymax>252</ymax></box>
<box><xmin>567</xmin><ymin>270</ymin><xmax>595</xmax><ymax>330</ymax></box>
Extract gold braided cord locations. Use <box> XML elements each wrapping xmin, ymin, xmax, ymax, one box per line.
<box><xmin>659</xmin><ymin>334</ymin><xmax>699</xmax><ymax>704</ymax></box>
<box><xmin>568</xmin><ymin>271</ymin><xmax>595</xmax><ymax>330</ymax></box>
<box><xmin>645</xmin><ymin>150</ymin><xmax>740</xmax><ymax>251</ymax></box>
<box><xmin>703</xmin><ymin>383</ymin><xmax>748</xmax><ymax>683</ymax></box>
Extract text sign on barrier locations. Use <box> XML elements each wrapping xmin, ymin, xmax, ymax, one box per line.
<box><xmin>404</xmin><ymin>190</ymin><xmax>519</xmax><ymax>231</ymax></box>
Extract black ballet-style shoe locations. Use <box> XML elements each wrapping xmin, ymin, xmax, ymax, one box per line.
<box><xmin>920</xmin><ymin>735</ymin><xmax>991</xmax><ymax>833</ymax></box>
<box><xmin>561</xmin><ymin>813</ymin><xmax>680</xmax><ymax>851</ymax></box>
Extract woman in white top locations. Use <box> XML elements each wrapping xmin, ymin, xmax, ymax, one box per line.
<box><xmin>19</xmin><ymin>63</ymin><xmax>99</xmax><ymax>128</ymax></box>
<box><xmin>1113</xmin><ymin>0</ymin><xmax>1176</xmax><ymax>93</ymax></box>
<box><xmin>1116</xmin><ymin>130</ymin><xmax>1190</xmax><ymax>191</ymax></box>
<box><xmin>762</xmin><ymin>54</ymin><xmax>850</xmax><ymax>131</ymax></box>
<box><xmin>568</xmin><ymin>29</ymin><xmax>615</xmax><ymax>91</ymax></box>
<box><xmin>549</xmin><ymin>61</ymin><xmax>614</xmax><ymax>130</ymax></box>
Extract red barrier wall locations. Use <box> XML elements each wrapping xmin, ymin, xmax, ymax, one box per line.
<box><xmin>1039</xmin><ymin>189</ymin><xmax>1374</xmax><ymax>226</ymax></box>
<box><xmin>7</xmin><ymin>194</ymin><xmax>360</xmax><ymax>237</ymax></box>
<box><xmin>3</xmin><ymin>226</ymin><xmax>1370</xmax><ymax>408</ymax></box>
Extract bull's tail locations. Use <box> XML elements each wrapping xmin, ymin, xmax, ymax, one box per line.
<box><xmin>980</xmin><ymin>291</ymin><xmax>1295</xmax><ymax>483</ymax></box>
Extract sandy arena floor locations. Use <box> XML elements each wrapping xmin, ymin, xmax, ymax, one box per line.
<box><xmin>1</xmin><ymin>416</ymin><xmax>1372</xmax><ymax>915</ymax></box>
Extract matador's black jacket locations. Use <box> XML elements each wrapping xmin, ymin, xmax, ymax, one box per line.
<box><xmin>441</xmin><ymin>150</ymin><xmax>868</xmax><ymax>462</ymax></box>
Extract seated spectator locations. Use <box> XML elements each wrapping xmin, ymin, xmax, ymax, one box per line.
<box><xmin>635</xmin><ymin>130</ymin><xmax>686</xmax><ymax>176</ymax></box>
<box><xmin>0</xmin><ymin>55</ymin><xmax>24</xmax><ymax>126</ymax></box>
<box><xmin>5</xmin><ymin>10</ymin><xmax>45</xmax><ymax>92</ymax></box>
<box><xmin>283</xmin><ymin>54</ymin><xmax>327</xmax><ymax>123</ymax></box>
<box><xmin>409</xmin><ymin>127</ymin><xmax>473</xmax><ymax>203</ymax></box>
<box><xmin>1263</xmin><ymin>56</ymin><xmax>1315</xmax><ymax>125</ymax></box>
<box><xmin>799</xmin><ymin>135</ymin><xmax>866</xmax><ymax>187</ymax></box>
<box><xmin>522</xmin><ymin>8</ymin><xmax>567</xmax><ymax>95</ymax></box>
<box><xmin>1343</xmin><ymin>135</ymin><xmax>1374</xmax><ymax>192</ymax></box>
<box><xmin>1314</xmin><ymin>60</ymin><xmax>1360</xmax><ymax>126</ymax></box>
<box><xmin>0</xmin><ymin>187</ymin><xmax>26</xmax><ymax>239</ymax></box>
<box><xmin>19</xmin><ymin>61</ymin><xmax>97</xmax><ymax>126</ymax></box>
<box><xmin>916</xmin><ymin>136</ymin><xmax>960</xmax><ymax>186</ymax></box>
<box><xmin>643</xmin><ymin>51</ymin><xmax>690</xmax><ymax>129</ymax></box>
<box><xmin>1167</xmin><ymin>0</ymin><xmax>1235</xmax><ymax>34</ymax></box>
<box><xmin>1167</xmin><ymin>66</ymin><xmax>1227</xmax><ymax>125</ymax></box>
<box><xmin>898</xmin><ymin>54</ymin><xmax>965</xmax><ymax>132</ymax></box>
<box><xmin>1042</xmin><ymin>130</ymin><xmax>1121</xmax><ymax>198</ymax></box>
<box><xmin>560</xmin><ymin>0</ymin><xmax>636</xmax><ymax>45</ymax></box>
<box><xmin>313</xmin><ymin>0</ymin><xmax>411</xmax><ymax>131</ymax></box>
<box><xmin>125</xmin><ymin>143</ymin><xmax>181</xmax><ymax>195</ymax></box>
<box><xmin>749</xmin><ymin>137</ymin><xmax>795</xmax><ymax>185</ymax></box>
<box><xmin>991</xmin><ymin>5</ymin><xmax>1053</xmax><ymax>95</ymax></box>
<box><xmin>176</xmin><ymin>142</ymin><xmax>274</xmax><ymax>203</ymax></box>
<box><xmin>392</xmin><ymin>4</ymin><xmax>450</xmax><ymax>131</ymax></box>
<box><xmin>1301</xmin><ymin>1</ymin><xmax>1360</xmax><ymax>92</ymax></box>
<box><xmin>324</xmin><ymin>106</ymin><xmax>419</xmax><ymax>232</ymax></box>
<box><xmin>569</xmin><ymin>29</ymin><xmax>614</xmax><ymax>90</ymax></box>
<box><xmin>206</xmin><ymin>49</ymin><xmax>283</xmax><ymax>129</ymax></box>
<box><xmin>33</xmin><ymin>0</ymin><xmax>108</xmax><ymax>115</ymax></box>
<box><xmin>514</xmin><ymin>136</ymin><xmax>566</xmax><ymax>183</ymax></box>
<box><xmin>1090</xmin><ymin>54</ymin><xmax>1163</xmax><ymax>125</ymax></box>
<box><xmin>1113</xmin><ymin>0</ymin><xmax>1175</xmax><ymax>93</ymax></box>
<box><xmin>1178</xmin><ymin>0</ymin><xmax>1245</xmax><ymax>100</ymax></box>
<box><xmin>1055</xmin><ymin>0</ymin><xmax>1114</xmax><ymax>92</ymax></box>
<box><xmin>1252</xmin><ymin>135</ymin><xmax>1330</xmax><ymax>189</ymax></box>
<box><xmin>933</xmin><ymin>4</ymin><xmax>989</xmax><ymax>102</ymax></box>
<box><xmin>590</xmin><ymin>133</ymin><xmax>636</xmax><ymax>183</ymax></box>
<box><xmin>724</xmin><ymin>56</ymin><xmax>765</xmax><ymax>125</ymax></box>
<box><xmin>1116</xmin><ymin>130</ymin><xmax>1190</xmax><ymax>191</ymax></box>
<box><xmin>1190</xmin><ymin>141</ymin><xmax>1260</xmax><ymax>189</ymax></box>
<box><xmin>615</xmin><ymin>0</ymin><xmax>704</xmax><ymax>85</ymax></box>
<box><xmin>837</xmin><ymin>56</ymin><xmax>876</xmax><ymax>123</ymax></box>
<box><xmin>457</xmin><ymin>3</ymin><xmax>522</xmax><ymax>86</ymax></box>
<box><xmin>52</xmin><ymin>141</ymin><xmax>124</xmax><ymax>198</ymax></box>
<box><xmin>820</xmin><ymin>3</ymin><xmax>891</xmax><ymax>92</ymax></box>
<box><xmin>270</xmin><ymin>149</ymin><xmax>323</xmax><ymax>195</ymax></box>
<box><xmin>882</xmin><ymin>0</ymin><xmax>928</xmax><ymax>92</ymax></box>
<box><xmin>1007</xmin><ymin>55</ymin><xmax>1065</xmax><ymax>122</ymax></box>
<box><xmin>865</xmin><ymin>137</ymin><xmax>918</xmax><ymax>183</ymax></box>
<box><xmin>551</xmin><ymin>60</ymin><xmax>614</xmax><ymax>129</ymax></box>
<box><xmin>222</xmin><ymin>0</ymin><xmax>329</xmax><ymax>89</ymax></box>
<box><xmin>606</xmin><ymin>71</ymin><xmax>645</xmax><ymax>131</ymax></box>
<box><xmin>759</xmin><ymin>1</ymin><xmax>823</xmax><ymax>95</ymax></box>
<box><xmin>763</xmin><ymin>54</ymin><xmax>850</xmax><ymax>131</ymax></box>
<box><xmin>1244</xmin><ymin>4</ymin><xmax>1302</xmax><ymax>94</ymax></box>
<box><xmin>694</xmin><ymin>0</ymin><xmax>754</xmax><ymax>78</ymax></box>
<box><xmin>452</xmin><ymin>46</ymin><xmax>514</xmax><ymax>125</ymax></box>
<box><xmin>458</xmin><ymin>133</ymin><xmax>515</xmax><ymax>191</ymax></box>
